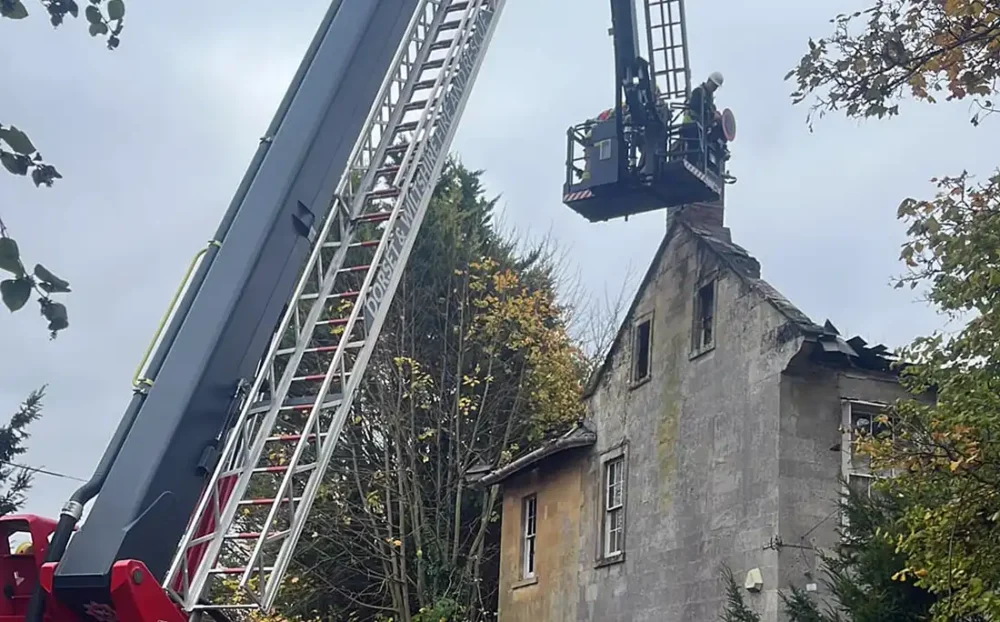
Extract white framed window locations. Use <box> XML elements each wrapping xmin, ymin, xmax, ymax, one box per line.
<box><xmin>521</xmin><ymin>495</ymin><xmax>537</xmax><ymax>579</ymax></box>
<box><xmin>841</xmin><ymin>400</ymin><xmax>893</xmax><ymax>522</ymax></box>
<box><xmin>603</xmin><ymin>457</ymin><xmax>625</xmax><ymax>558</ymax></box>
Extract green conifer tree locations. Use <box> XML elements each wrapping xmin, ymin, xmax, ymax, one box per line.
<box><xmin>0</xmin><ymin>387</ymin><xmax>45</xmax><ymax>515</ymax></box>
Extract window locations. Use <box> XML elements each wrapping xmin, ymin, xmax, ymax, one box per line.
<box><xmin>521</xmin><ymin>495</ymin><xmax>537</xmax><ymax>578</ymax></box>
<box><xmin>602</xmin><ymin>457</ymin><xmax>625</xmax><ymax>558</ymax></box>
<box><xmin>631</xmin><ymin>316</ymin><xmax>652</xmax><ymax>384</ymax></box>
<box><xmin>693</xmin><ymin>281</ymin><xmax>715</xmax><ymax>353</ymax></box>
<box><xmin>841</xmin><ymin>400</ymin><xmax>893</xmax><ymax>512</ymax></box>
<box><xmin>598</xmin><ymin>139</ymin><xmax>612</xmax><ymax>160</ymax></box>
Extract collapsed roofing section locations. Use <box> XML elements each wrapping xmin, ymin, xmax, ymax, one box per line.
<box><xmin>692</xmin><ymin>223</ymin><xmax>896</xmax><ymax>373</ymax></box>
<box><xmin>808</xmin><ymin>319</ymin><xmax>896</xmax><ymax>373</ymax></box>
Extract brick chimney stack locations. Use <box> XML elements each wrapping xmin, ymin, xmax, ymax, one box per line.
<box><xmin>665</xmin><ymin>197</ymin><xmax>725</xmax><ymax>230</ymax></box>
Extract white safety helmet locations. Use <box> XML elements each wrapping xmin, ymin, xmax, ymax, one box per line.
<box><xmin>708</xmin><ymin>71</ymin><xmax>724</xmax><ymax>87</ymax></box>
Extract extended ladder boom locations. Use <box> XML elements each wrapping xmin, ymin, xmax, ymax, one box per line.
<box><xmin>166</xmin><ymin>0</ymin><xmax>505</xmax><ymax>613</ymax></box>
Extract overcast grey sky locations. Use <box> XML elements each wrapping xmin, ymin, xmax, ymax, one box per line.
<box><xmin>1</xmin><ymin>0</ymin><xmax>995</xmax><ymax>517</ymax></box>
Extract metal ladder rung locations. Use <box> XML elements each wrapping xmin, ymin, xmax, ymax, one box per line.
<box><xmin>295</xmin><ymin>289</ymin><xmax>363</xmax><ymax>303</ymax></box>
<box><xmin>429</xmin><ymin>39</ymin><xmax>453</xmax><ymax>52</ymax></box>
<box><xmin>446</xmin><ymin>0</ymin><xmax>469</xmax><ymax>11</ymax></box>
<box><xmin>329</xmin><ymin>289</ymin><xmax>360</xmax><ymax>300</ymax></box>
<box><xmin>356</xmin><ymin>211</ymin><xmax>392</xmax><ymax>225</ymax></box>
<box><xmin>421</xmin><ymin>59</ymin><xmax>446</xmax><ymax>71</ymax></box>
<box><xmin>292</xmin><ymin>371</ymin><xmax>350</xmax><ymax>383</ymax></box>
<box><xmin>396</xmin><ymin>120</ymin><xmax>419</xmax><ymax>132</ymax></box>
<box><xmin>274</xmin><ymin>341</ymin><xmax>363</xmax><ymax>356</ymax></box>
<box><xmin>403</xmin><ymin>99</ymin><xmax>431</xmax><ymax>112</ymax></box>
<box><xmin>314</xmin><ymin>317</ymin><xmax>349</xmax><ymax>328</ymax></box>
<box><xmin>266</xmin><ymin>432</ymin><xmax>330</xmax><ymax>443</ymax></box>
<box><xmin>279</xmin><ymin>401</ymin><xmax>337</xmax><ymax>412</ymax></box>
<box><xmin>209</xmin><ymin>566</ymin><xmax>275</xmax><ymax>575</ymax></box>
<box><xmin>226</xmin><ymin>529</ymin><xmax>291</xmax><ymax>540</ymax></box>
<box><xmin>385</xmin><ymin>142</ymin><xmax>411</xmax><ymax>155</ymax></box>
<box><xmin>438</xmin><ymin>19</ymin><xmax>461</xmax><ymax>31</ymax></box>
<box><xmin>253</xmin><ymin>464</ymin><xmax>316</xmax><ymax>475</ymax></box>
<box><xmin>238</xmin><ymin>496</ymin><xmax>304</xmax><ymax>507</ymax></box>
<box><xmin>245</xmin><ymin>394</ymin><xmax>342</xmax><ymax>414</ymax></box>
<box><xmin>321</xmin><ymin>239</ymin><xmax>380</xmax><ymax>251</ymax></box>
<box><xmin>336</xmin><ymin>264</ymin><xmax>372</xmax><ymax>274</ymax></box>
<box><xmin>365</xmin><ymin>187</ymin><xmax>401</xmax><ymax>200</ymax></box>
<box><xmin>316</xmin><ymin>324</ymin><xmax>348</xmax><ymax>334</ymax></box>
<box><xmin>375</xmin><ymin>164</ymin><xmax>401</xmax><ymax>178</ymax></box>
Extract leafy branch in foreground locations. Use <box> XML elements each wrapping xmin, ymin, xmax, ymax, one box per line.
<box><xmin>0</xmin><ymin>222</ymin><xmax>71</xmax><ymax>337</ymax></box>
<box><xmin>0</xmin><ymin>0</ymin><xmax>126</xmax><ymax>336</ymax></box>
<box><xmin>786</xmin><ymin>0</ymin><xmax>999</xmax><ymax>125</ymax></box>
<box><xmin>854</xmin><ymin>170</ymin><xmax>1000</xmax><ymax>621</ymax></box>
<box><xmin>1</xmin><ymin>0</ymin><xmax>125</xmax><ymax>47</ymax></box>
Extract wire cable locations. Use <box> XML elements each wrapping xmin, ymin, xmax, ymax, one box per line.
<box><xmin>0</xmin><ymin>460</ymin><xmax>85</xmax><ymax>483</ymax></box>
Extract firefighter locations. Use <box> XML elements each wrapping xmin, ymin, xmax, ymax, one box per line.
<box><xmin>680</xmin><ymin>71</ymin><xmax>724</xmax><ymax>169</ymax></box>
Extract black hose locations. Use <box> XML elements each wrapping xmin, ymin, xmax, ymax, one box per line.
<box><xmin>24</xmin><ymin>390</ymin><xmax>147</xmax><ymax>622</ymax></box>
<box><xmin>24</xmin><ymin>514</ymin><xmax>79</xmax><ymax>622</ymax></box>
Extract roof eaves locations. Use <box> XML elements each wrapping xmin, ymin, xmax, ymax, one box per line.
<box><xmin>474</xmin><ymin>425</ymin><xmax>597</xmax><ymax>488</ymax></box>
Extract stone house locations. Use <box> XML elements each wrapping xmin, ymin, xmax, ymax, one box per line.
<box><xmin>472</xmin><ymin>201</ymin><xmax>908</xmax><ymax>622</ymax></box>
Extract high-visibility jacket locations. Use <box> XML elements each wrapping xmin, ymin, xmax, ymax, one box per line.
<box><xmin>683</xmin><ymin>84</ymin><xmax>715</xmax><ymax>125</ymax></box>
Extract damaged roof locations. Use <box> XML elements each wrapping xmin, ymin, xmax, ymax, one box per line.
<box><xmin>583</xmin><ymin>218</ymin><xmax>895</xmax><ymax>398</ymax></box>
<box><xmin>477</xmin><ymin>215</ymin><xmax>897</xmax><ymax>487</ymax></box>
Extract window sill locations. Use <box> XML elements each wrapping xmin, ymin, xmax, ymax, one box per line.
<box><xmin>595</xmin><ymin>553</ymin><xmax>625</xmax><ymax>569</ymax></box>
<box><xmin>511</xmin><ymin>576</ymin><xmax>538</xmax><ymax>590</ymax></box>
<box><xmin>689</xmin><ymin>344</ymin><xmax>715</xmax><ymax>361</ymax></box>
<box><xmin>628</xmin><ymin>375</ymin><xmax>651</xmax><ymax>391</ymax></box>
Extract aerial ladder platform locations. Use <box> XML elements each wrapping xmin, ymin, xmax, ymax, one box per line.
<box><xmin>0</xmin><ymin>0</ymin><xmax>734</xmax><ymax>621</ymax></box>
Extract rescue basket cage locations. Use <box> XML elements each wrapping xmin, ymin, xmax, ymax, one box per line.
<box><xmin>563</xmin><ymin>100</ymin><xmax>727</xmax><ymax>191</ymax></box>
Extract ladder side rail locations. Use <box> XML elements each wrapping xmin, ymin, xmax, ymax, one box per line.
<box><xmin>164</xmin><ymin>0</ymin><xmax>439</xmax><ymax>606</ymax></box>
<box><xmin>237</xmin><ymin>0</ymin><xmax>485</xmax><ymax>595</ymax></box>
<box><xmin>261</xmin><ymin>1</ymin><xmax>507</xmax><ymax>606</ymax></box>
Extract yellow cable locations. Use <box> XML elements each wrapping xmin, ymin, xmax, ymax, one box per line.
<box><xmin>132</xmin><ymin>240</ymin><xmax>221</xmax><ymax>389</ymax></box>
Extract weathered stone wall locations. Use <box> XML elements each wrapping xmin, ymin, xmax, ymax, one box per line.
<box><xmin>497</xmin><ymin>451</ymin><xmax>587</xmax><ymax>622</ymax></box>
<box><xmin>579</xmin><ymin>226</ymin><xmax>805</xmax><ymax>621</ymax></box>
<box><xmin>776</xmin><ymin>365</ymin><xmax>910</xmax><ymax>615</ymax></box>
